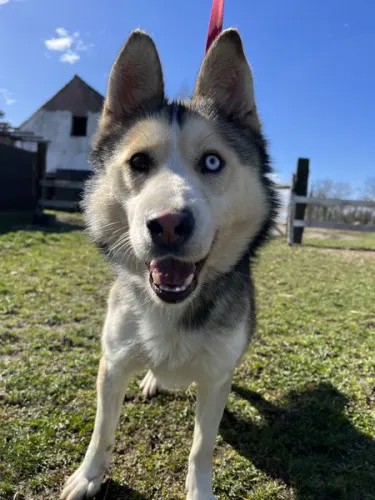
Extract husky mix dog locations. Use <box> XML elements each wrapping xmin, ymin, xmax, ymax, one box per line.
<box><xmin>61</xmin><ymin>28</ymin><xmax>278</xmax><ymax>500</ymax></box>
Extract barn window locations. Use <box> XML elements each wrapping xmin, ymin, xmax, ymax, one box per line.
<box><xmin>71</xmin><ymin>116</ymin><xmax>87</xmax><ymax>137</ymax></box>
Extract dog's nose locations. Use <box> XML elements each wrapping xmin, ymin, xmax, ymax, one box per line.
<box><xmin>147</xmin><ymin>209</ymin><xmax>195</xmax><ymax>246</ymax></box>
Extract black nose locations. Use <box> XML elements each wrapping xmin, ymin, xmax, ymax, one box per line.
<box><xmin>146</xmin><ymin>209</ymin><xmax>195</xmax><ymax>247</ymax></box>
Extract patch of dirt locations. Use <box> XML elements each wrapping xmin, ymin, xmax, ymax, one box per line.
<box><xmin>305</xmin><ymin>230</ymin><xmax>357</xmax><ymax>240</ymax></box>
<box><xmin>322</xmin><ymin>248</ymin><xmax>375</xmax><ymax>260</ymax></box>
<box><xmin>0</xmin><ymin>353</ymin><xmax>21</xmax><ymax>362</ymax></box>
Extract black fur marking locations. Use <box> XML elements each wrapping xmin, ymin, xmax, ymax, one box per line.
<box><xmin>89</xmin><ymin>99</ymin><xmax>167</xmax><ymax>170</ymax></box>
<box><xmin>89</xmin><ymin>126</ymin><xmax>124</xmax><ymax>170</ymax></box>
<box><xmin>167</xmin><ymin>101</ymin><xmax>186</xmax><ymax>127</ymax></box>
<box><xmin>247</xmin><ymin>137</ymin><xmax>280</xmax><ymax>259</ymax></box>
<box><xmin>179</xmin><ymin>253</ymin><xmax>252</xmax><ymax>331</ymax></box>
<box><xmin>90</xmin><ymin>99</ymin><xmax>189</xmax><ymax>171</ymax></box>
<box><xmin>94</xmin><ymin>240</ymin><xmax>112</xmax><ymax>260</ymax></box>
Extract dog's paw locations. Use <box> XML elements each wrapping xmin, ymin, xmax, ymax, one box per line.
<box><xmin>186</xmin><ymin>492</ymin><xmax>216</xmax><ymax>500</ymax></box>
<box><xmin>60</xmin><ymin>465</ymin><xmax>105</xmax><ymax>500</ymax></box>
<box><xmin>139</xmin><ymin>370</ymin><xmax>160</xmax><ymax>398</ymax></box>
<box><xmin>186</xmin><ymin>470</ymin><xmax>216</xmax><ymax>500</ymax></box>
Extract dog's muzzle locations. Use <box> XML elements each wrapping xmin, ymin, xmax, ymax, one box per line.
<box><xmin>147</xmin><ymin>257</ymin><xmax>206</xmax><ymax>303</ymax></box>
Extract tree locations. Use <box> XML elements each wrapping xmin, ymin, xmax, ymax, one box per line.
<box><xmin>309</xmin><ymin>178</ymin><xmax>334</xmax><ymax>199</ymax></box>
<box><xmin>308</xmin><ymin>179</ymin><xmax>354</xmax><ymax>222</ymax></box>
<box><xmin>0</xmin><ymin>109</ymin><xmax>11</xmax><ymax>132</ymax></box>
<box><xmin>363</xmin><ymin>178</ymin><xmax>375</xmax><ymax>201</ymax></box>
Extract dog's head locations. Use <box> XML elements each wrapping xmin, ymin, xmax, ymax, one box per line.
<box><xmin>84</xmin><ymin>29</ymin><xmax>277</xmax><ymax>305</ymax></box>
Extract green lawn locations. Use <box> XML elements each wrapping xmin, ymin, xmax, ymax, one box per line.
<box><xmin>1</xmin><ymin>215</ymin><xmax>374</xmax><ymax>499</ymax></box>
<box><xmin>303</xmin><ymin>228</ymin><xmax>375</xmax><ymax>251</ymax></box>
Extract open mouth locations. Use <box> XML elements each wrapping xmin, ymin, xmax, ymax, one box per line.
<box><xmin>147</xmin><ymin>257</ymin><xmax>206</xmax><ymax>303</ymax></box>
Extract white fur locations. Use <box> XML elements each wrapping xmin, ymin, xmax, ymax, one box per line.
<box><xmin>61</xmin><ymin>27</ymin><xmax>269</xmax><ymax>500</ymax></box>
<box><xmin>61</xmin><ymin>121</ymin><xmax>259</xmax><ymax>498</ymax></box>
<box><xmin>61</xmin><ymin>125</ymin><xmax>258</xmax><ymax>498</ymax></box>
<box><xmin>61</xmin><ymin>283</ymin><xmax>248</xmax><ymax>500</ymax></box>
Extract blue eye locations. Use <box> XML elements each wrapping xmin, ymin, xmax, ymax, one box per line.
<box><xmin>201</xmin><ymin>153</ymin><xmax>224</xmax><ymax>173</ymax></box>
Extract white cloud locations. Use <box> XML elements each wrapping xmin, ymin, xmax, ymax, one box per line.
<box><xmin>0</xmin><ymin>88</ymin><xmax>16</xmax><ymax>105</ymax></box>
<box><xmin>45</xmin><ymin>36</ymin><xmax>73</xmax><ymax>52</ymax></box>
<box><xmin>1</xmin><ymin>0</ymin><xmax>27</xmax><ymax>5</ymax></box>
<box><xmin>60</xmin><ymin>52</ymin><xmax>80</xmax><ymax>64</ymax></box>
<box><xmin>56</xmin><ymin>27</ymin><xmax>68</xmax><ymax>37</ymax></box>
<box><xmin>44</xmin><ymin>28</ymin><xmax>93</xmax><ymax>65</ymax></box>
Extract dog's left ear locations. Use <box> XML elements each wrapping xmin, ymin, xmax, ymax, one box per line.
<box><xmin>100</xmin><ymin>29</ymin><xmax>165</xmax><ymax>129</ymax></box>
<box><xmin>194</xmin><ymin>29</ymin><xmax>261</xmax><ymax>132</ymax></box>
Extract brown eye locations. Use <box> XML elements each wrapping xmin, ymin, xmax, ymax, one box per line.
<box><xmin>129</xmin><ymin>152</ymin><xmax>153</xmax><ymax>171</ymax></box>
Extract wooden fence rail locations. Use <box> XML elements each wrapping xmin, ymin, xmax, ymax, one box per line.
<box><xmin>40</xmin><ymin>179</ymin><xmax>85</xmax><ymax>190</ymax></box>
<box><xmin>288</xmin><ymin>193</ymin><xmax>375</xmax><ymax>245</ymax></box>
<box><xmin>294</xmin><ymin>195</ymin><xmax>375</xmax><ymax>209</ymax></box>
<box><xmin>38</xmin><ymin>171</ymin><xmax>90</xmax><ymax>213</ymax></box>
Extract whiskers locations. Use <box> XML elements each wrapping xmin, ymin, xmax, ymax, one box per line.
<box><xmin>109</xmin><ymin>232</ymin><xmax>134</xmax><ymax>264</ymax></box>
<box><xmin>100</xmin><ymin>222</ymin><xmax>137</xmax><ymax>269</ymax></box>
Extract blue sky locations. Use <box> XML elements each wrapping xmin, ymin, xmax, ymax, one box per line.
<box><xmin>1</xmin><ymin>0</ymin><xmax>374</xmax><ymax>188</ymax></box>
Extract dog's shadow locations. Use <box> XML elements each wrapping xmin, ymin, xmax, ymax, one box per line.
<box><xmin>220</xmin><ymin>382</ymin><xmax>375</xmax><ymax>499</ymax></box>
<box><xmin>95</xmin><ymin>479</ymin><xmax>149</xmax><ymax>500</ymax></box>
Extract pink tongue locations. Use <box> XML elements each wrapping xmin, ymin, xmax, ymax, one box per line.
<box><xmin>149</xmin><ymin>258</ymin><xmax>195</xmax><ymax>286</ymax></box>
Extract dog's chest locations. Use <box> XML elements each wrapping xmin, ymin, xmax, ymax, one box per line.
<box><xmin>138</xmin><ymin>314</ymin><xmax>201</xmax><ymax>369</ymax></box>
<box><xmin>136</xmin><ymin>309</ymin><xmax>248</xmax><ymax>388</ymax></box>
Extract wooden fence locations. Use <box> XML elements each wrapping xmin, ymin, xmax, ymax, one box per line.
<box><xmin>0</xmin><ymin>126</ymin><xmax>48</xmax><ymax>214</ymax></box>
<box><xmin>39</xmin><ymin>179</ymin><xmax>85</xmax><ymax>211</ymax></box>
<box><xmin>38</xmin><ymin>170</ymin><xmax>92</xmax><ymax>213</ymax></box>
<box><xmin>288</xmin><ymin>194</ymin><xmax>375</xmax><ymax>245</ymax></box>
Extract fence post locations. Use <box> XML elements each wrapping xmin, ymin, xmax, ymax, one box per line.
<box><xmin>33</xmin><ymin>141</ymin><xmax>48</xmax><ymax>221</ymax></box>
<box><xmin>288</xmin><ymin>176</ymin><xmax>296</xmax><ymax>245</ymax></box>
<box><xmin>36</xmin><ymin>141</ymin><xmax>48</xmax><ymax>201</ymax></box>
<box><xmin>293</xmin><ymin>158</ymin><xmax>310</xmax><ymax>244</ymax></box>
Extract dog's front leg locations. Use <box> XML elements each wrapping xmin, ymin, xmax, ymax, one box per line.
<box><xmin>186</xmin><ymin>374</ymin><xmax>233</xmax><ymax>500</ymax></box>
<box><xmin>60</xmin><ymin>356</ymin><xmax>133</xmax><ymax>500</ymax></box>
<box><xmin>61</xmin><ymin>285</ymin><xmax>141</xmax><ymax>500</ymax></box>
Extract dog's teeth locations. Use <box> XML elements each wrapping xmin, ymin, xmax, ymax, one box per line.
<box><xmin>151</xmin><ymin>269</ymin><xmax>161</xmax><ymax>285</ymax></box>
<box><xmin>183</xmin><ymin>273</ymin><xmax>194</xmax><ymax>287</ymax></box>
<box><xmin>159</xmin><ymin>285</ymin><xmax>188</xmax><ymax>293</ymax></box>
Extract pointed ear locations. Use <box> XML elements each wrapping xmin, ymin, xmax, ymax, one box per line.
<box><xmin>100</xmin><ymin>30</ymin><xmax>164</xmax><ymax>129</ymax></box>
<box><xmin>193</xmin><ymin>29</ymin><xmax>261</xmax><ymax>132</ymax></box>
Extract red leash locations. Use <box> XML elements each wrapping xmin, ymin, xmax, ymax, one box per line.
<box><xmin>205</xmin><ymin>0</ymin><xmax>225</xmax><ymax>52</ymax></box>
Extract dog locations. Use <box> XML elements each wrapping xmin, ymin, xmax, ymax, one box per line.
<box><xmin>60</xmin><ymin>27</ymin><xmax>278</xmax><ymax>500</ymax></box>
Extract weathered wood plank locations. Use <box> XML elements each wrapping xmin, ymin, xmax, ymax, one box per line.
<box><xmin>39</xmin><ymin>199</ymin><xmax>78</xmax><ymax>210</ymax></box>
<box><xmin>293</xmin><ymin>219</ymin><xmax>375</xmax><ymax>232</ymax></box>
<box><xmin>40</xmin><ymin>179</ymin><xmax>85</xmax><ymax>189</ymax></box>
<box><xmin>294</xmin><ymin>196</ymin><xmax>375</xmax><ymax>209</ymax></box>
<box><xmin>288</xmin><ymin>192</ymin><xmax>296</xmax><ymax>245</ymax></box>
<box><xmin>293</xmin><ymin>158</ymin><xmax>310</xmax><ymax>244</ymax></box>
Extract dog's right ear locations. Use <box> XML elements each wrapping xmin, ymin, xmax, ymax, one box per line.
<box><xmin>100</xmin><ymin>30</ymin><xmax>165</xmax><ymax>129</ymax></box>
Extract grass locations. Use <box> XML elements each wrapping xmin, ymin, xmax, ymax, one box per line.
<box><xmin>1</xmin><ymin>214</ymin><xmax>374</xmax><ymax>499</ymax></box>
<box><xmin>303</xmin><ymin>228</ymin><xmax>375</xmax><ymax>251</ymax></box>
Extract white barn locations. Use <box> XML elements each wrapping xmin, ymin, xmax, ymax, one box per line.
<box><xmin>19</xmin><ymin>75</ymin><xmax>104</xmax><ymax>174</ymax></box>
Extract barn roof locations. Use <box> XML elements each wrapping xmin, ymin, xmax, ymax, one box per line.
<box><xmin>42</xmin><ymin>75</ymin><xmax>104</xmax><ymax>114</ymax></box>
<box><xmin>20</xmin><ymin>75</ymin><xmax>104</xmax><ymax>127</ymax></box>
